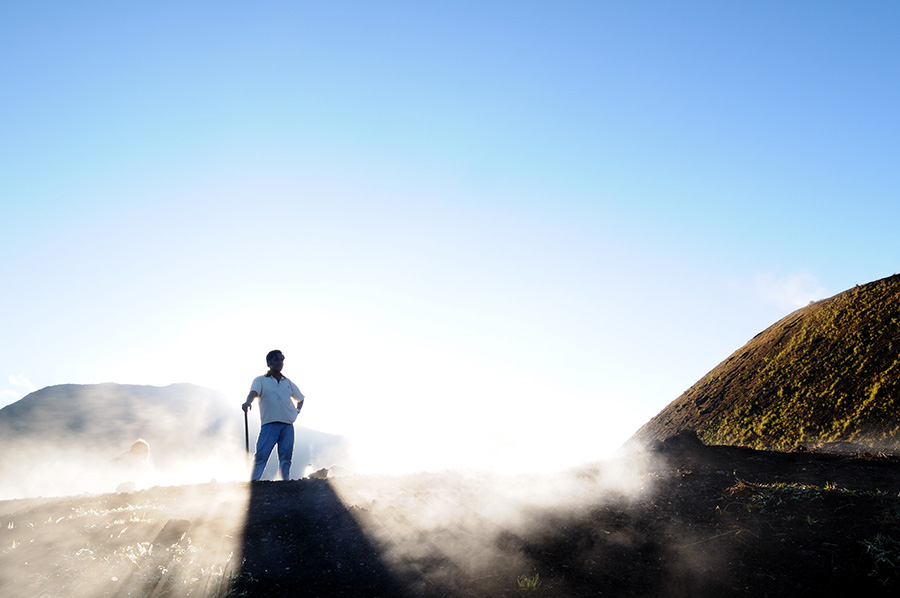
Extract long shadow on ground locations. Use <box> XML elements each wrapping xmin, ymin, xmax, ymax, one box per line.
<box><xmin>234</xmin><ymin>478</ymin><xmax>407</xmax><ymax>597</ymax></box>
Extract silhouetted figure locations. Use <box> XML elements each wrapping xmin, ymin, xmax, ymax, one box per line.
<box><xmin>110</xmin><ymin>438</ymin><xmax>152</xmax><ymax>491</ymax></box>
<box><xmin>242</xmin><ymin>350</ymin><xmax>305</xmax><ymax>481</ymax></box>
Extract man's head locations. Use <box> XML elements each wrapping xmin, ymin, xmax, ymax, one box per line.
<box><xmin>266</xmin><ymin>350</ymin><xmax>285</xmax><ymax>371</ymax></box>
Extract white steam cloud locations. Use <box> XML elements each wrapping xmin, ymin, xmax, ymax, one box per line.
<box><xmin>328</xmin><ymin>447</ymin><xmax>662</xmax><ymax>594</ymax></box>
<box><xmin>753</xmin><ymin>270</ymin><xmax>827</xmax><ymax>310</ymax></box>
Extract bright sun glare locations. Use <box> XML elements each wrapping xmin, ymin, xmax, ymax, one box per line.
<box><xmin>94</xmin><ymin>306</ymin><xmax>631</xmax><ymax>479</ymax></box>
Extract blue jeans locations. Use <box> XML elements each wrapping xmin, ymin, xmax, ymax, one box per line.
<box><xmin>251</xmin><ymin>422</ymin><xmax>294</xmax><ymax>481</ymax></box>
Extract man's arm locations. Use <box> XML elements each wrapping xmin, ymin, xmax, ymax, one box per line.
<box><xmin>290</xmin><ymin>380</ymin><xmax>305</xmax><ymax>413</ymax></box>
<box><xmin>242</xmin><ymin>390</ymin><xmax>259</xmax><ymax>412</ymax></box>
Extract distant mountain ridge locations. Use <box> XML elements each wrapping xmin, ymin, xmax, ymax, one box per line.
<box><xmin>0</xmin><ymin>383</ymin><xmax>230</xmax><ymax>452</ymax></box>
<box><xmin>0</xmin><ymin>383</ymin><xmax>349</xmax><ymax>499</ymax></box>
<box><xmin>633</xmin><ymin>274</ymin><xmax>900</xmax><ymax>451</ymax></box>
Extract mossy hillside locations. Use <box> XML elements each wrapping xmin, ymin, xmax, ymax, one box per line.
<box><xmin>635</xmin><ymin>274</ymin><xmax>900</xmax><ymax>451</ymax></box>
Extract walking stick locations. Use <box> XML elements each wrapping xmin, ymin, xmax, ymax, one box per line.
<box><xmin>244</xmin><ymin>408</ymin><xmax>250</xmax><ymax>463</ymax></box>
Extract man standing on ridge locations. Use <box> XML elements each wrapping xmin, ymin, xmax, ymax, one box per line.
<box><xmin>242</xmin><ymin>350</ymin><xmax>305</xmax><ymax>481</ymax></box>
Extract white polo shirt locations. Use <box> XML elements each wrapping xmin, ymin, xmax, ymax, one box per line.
<box><xmin>250</xmin><ymin>375</ymin><xmax>305</xmax><ymax>425</ymax></box>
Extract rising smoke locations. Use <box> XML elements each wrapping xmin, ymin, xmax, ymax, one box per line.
<box><xmin>326</xmin><ymin>446</ymin><xmax>661</xmax><ymax>594</ymax></box>
<box><xmin>0</xmin><ymin>384</ymin><xmax>253</xmax><ymax>499</ymax></box>
<box><xmin>1</xmin><ymin>383</ymin><xmax>676</xmax><ymax>597</ymax></box>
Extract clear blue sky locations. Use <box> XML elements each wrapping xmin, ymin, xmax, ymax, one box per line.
<box><xmin>2</xmin><ymin>2</ymin><xmax>898</xmax><ymax>472</ymax></box>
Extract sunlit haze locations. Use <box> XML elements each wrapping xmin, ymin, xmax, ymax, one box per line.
<box><xmin>2</xmin><ymin>3</ymin><xmax>899</xmax><ymax>477</ymax></box>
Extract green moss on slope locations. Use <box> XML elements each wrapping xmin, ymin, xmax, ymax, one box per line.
<box><xmin>635</xmin><ymin>274</ymin><xmax>900</xmax><ymax>451</ymax></box>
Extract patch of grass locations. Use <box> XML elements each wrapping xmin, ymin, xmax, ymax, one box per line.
<box><xmin>725</xmin><ymin>481</ymin><xmax>826</xmax><ymax>514</ymax></box>
<box><xmin>724</xmin><ymin>479</ymin><xmax>900</xmax><ymax>522</ymax></box>
<box><xmin>862</xmin><ymin>533</ymin><xmax>900</xmax><ymax>584</ymax></box>
<box><xmin>517</xmin><ymin>572</ymin><xmax>541</xmax><ymax>592</ymax></box>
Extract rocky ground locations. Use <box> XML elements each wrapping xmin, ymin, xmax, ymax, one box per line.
<box><xmin>4</xmin><ymin>433</ymin><xmax>900</xmax><ymax>597</ymax></box>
